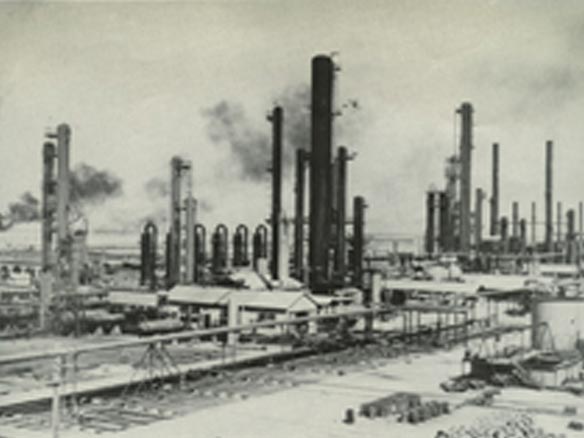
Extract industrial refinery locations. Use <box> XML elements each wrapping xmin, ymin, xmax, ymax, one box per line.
<box><xmin>1</xmin><ymin>2</ymin><xmax>584</xmax><ymax>438</ymax></box>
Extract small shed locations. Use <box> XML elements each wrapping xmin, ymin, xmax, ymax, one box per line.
<box><xmin>167</xmin><ymin>285</ymin><xmax>319</xmax><ymax>326</ymax></box>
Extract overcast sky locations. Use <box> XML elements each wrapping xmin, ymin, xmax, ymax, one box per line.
<box><xmin>0</xmin><ymin>0</ymin><xmax>583</xmax><ymax>239</ymax></box>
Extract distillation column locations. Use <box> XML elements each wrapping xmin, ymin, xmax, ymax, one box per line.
<box><xmin>457</xmin><ymin>103</ymin><xmax>473</xmax><ymax>253</ymax></box>
<box><xmin>475</xmin><ymin>188</ymin><xmax>484</xmax><ymax>251</ymax></box>
<box><xmin>490</xmin><ymin>143</ymin><xmax>499</xmax><ymax>236</ymax></box>
<box><xmin>334</xmin><ymin>146</ymin><xmax>348</xmax><ymax>280</ymax></box>
<box><xmin>545</xmin><ymin>141</ymin><xmax>553</xmax><ymax>252</ymax></box>
<box><xmin>352</xmin><ymin>196</ymin><xmax>365</xmax><ymax>288</ymax></box>
<box><xmin>309</xmin><ymin>55</ymin><xmax>334</xmax><ymax>291</ymax></box>
<box><xmin>293</xmin><ymin>149</ymin><xmax>307</xmax><ymax>281</ymax></box>
<box><xmin>270</xmin><ymin>106</ymin><xmax>283</xmax><ymax>281</ymax></box>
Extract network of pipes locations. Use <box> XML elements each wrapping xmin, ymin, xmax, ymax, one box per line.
<box><xmin>1</xmin><ymin>3</ymin><xmax>584</xmax><ymax>438</ymax></box>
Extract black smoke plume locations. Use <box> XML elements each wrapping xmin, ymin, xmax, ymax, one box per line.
<box><xmin>203</xmin><ymin>83</ymin><xmax>360</xmax><ymax>183</ymax></box>
<box><xmin>8</xmin><ymin>191</ymin><xmax>40</xmax><ymax>223</ymax></box>
<box><xmin>203</xmin><ymin>101</ymin><xmax>270</xmax><ymax>182</ymax></box>
<box><xmin>144</xmin><ymin>177</ymin><xmax>169</xmax><ymax>200</ymax></box>
<box><xmin>198</xmin><ymin>199</ymin><xmax>213</xmax><ymax>213</ymax></box>
<box><xmin>70</xmin><ymin>163</ymin><xmax>123</xmax><ymax>205</ymax></box>
<box><xmin>203</xmin><ymin>86</ymin><xmax>311</xmax><ymax>182</ymax></box>
<box><xmin>277</xmin><ymin>84</ymin><xmax>311</xmax><ymax>175</ymax></box>
<box><xmin>143</xmin><ymin>176</ymin><xmax>213</xmax><ymax>223</ymax></box>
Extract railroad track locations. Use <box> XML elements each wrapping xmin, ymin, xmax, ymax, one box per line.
<box><xmin>0</xmin><ymin>321</ymin><xmax>522</xmax><ymax>435</ymax></box>
<box><xmin>0</xmin><ymin>337</ymin><xmax>422</xmax><ymax>434</ymax></box>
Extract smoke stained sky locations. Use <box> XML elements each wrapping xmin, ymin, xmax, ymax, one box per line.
<box><xmin>0</xmin><ymin>1</ymin><xmax>583</xmax><ymax>239</ymax></box>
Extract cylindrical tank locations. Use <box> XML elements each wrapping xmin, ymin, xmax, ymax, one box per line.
<box><xmin>532</xmin><ymin>298</ymin><xmax>584</xmax><ymax>351</ymax></box>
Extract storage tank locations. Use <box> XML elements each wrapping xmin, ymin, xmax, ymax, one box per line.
<box><xmin>532</xmin><ymin>298</ymin><xmax>584</xmax><ymax>351</ymax></box>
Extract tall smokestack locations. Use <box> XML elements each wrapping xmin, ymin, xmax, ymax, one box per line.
<box><xmin>519</xmin><ymin>219</ymin><xmax>527</xmax><ymax>254</ymax></box>
<box><xmin>425</xmin><ymin>191</ymin><xmax>436</xmax><ymax>255</ymax></box>
<box><xmin>42</xmin><ymin>142</ymin><xmax>56</xmax><ymax>272</ymax></box>
<box><xmin>475</xmin><ymin>188</ymin><xmax>483</xmax><ymax>250</ymax></box>
<box><xmin>567</xmin><ymin>209</ymin><xmax>576</xmax><ymax>263</ymax></box>
<box><xmin>531</xmin><ymin>202</ymin><xmax>536</xmax><ymax>246</ymax></box>
<box><xmin>557</xmin><ymin>201</ymin><xmax>563</xmax><ymax>245</ymax></box>
<box><xmin>457</xmin><ymin>102</ymin><xmax>473</xmax><ymax>253</ymax></box>
<box><xmin>438</xmin><ymin>191</ymin><xmax>450</xmax><ymax>252</ymax></box>
<box><xmin>252</xmin><ymin>225</ymin><xmax>268</xmax><ymax>271</ymax></box>
<box><xmin>185</xmin><ymin>195</ymin><xmax>195</xmax><ymax>284</ymax></box>
<box><xmin>500</xmin><ymin>216</ymin><xmax>509</xmax><ymax>253</ymax></box>
<box><xmin>512</xmin><ymin>202</ymin><xmax>519</xmax><ymax>238</ymax></box>
<box><xmin>181</xmin><ymin>160</ymin><xmax>195</xmax><ymax>284</ymax></box>
<box><xmin>55</xmin><ymin>124</ymin><xmax>71</xmax><ymax>247</ymax></box>
<box><xmin>577</xmin><ymin>201</ymin><xmax>584</xmax><ymax>267</ymax></box>
<box><xmin>193</xmin><ymin>224</ymin><xmax>207</xmax><ymax>283</ymax></box>
<box><xmin>309</xmin><ymin>55</ymin><xmax>334</xmax><ymax>291</ymax></box>
<box><xmin>352</xmin><ymin>196</ymin><xmax>365</xmax><ymax>288</ymax></box>
<box><xmin>194</xmin><ymin>224</ymin><xmax>206</xmax><ymax>283</ymax></box>
<box><xmin>334</xmin><ymin>146</ymin><xmax>348</xmax><ymax>279</ymax></box>
<box><xmin>168</xmin><ymin>156</ymin><xmax>182</xmax><ymax>287</ymax></box>
<box><xmin>270</xmin><ymin>106</ymin><xmax>283</xmax><ymax>280</ymax></box>
<box><xmin>140</xmin><ymin>221</ymin><xmax>158</xmax><ymax>290</ymax></box>
<box><xmin>490</xmin><ymin>143</ymin><xmax>499</xmax><ymax>235</ymax></box>
<box><xmin>293</xmin><ymin>149</ymin><xmax>307</xmax><ymax>281</ymax></box>
<box><xmin>545</xmin><ymin>141</ymin><xmax>553</xmax><ymax>251</ymax></box>
<box><xmin>46</xmin><ymin>123</ymin><xmax>72</xmax><ymax>288</ymax></box>
<box><xmin>233</xmin><ymin>224</ymin><xmax>249</xmax><ymax>267</ymax></box>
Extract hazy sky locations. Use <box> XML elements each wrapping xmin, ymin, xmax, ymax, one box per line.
<box><xmin>0</xmin><ymin>0</ymin><xmax>583</xmax><ymax>239</ymax></box>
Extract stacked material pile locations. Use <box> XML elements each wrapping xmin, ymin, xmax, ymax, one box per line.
<box><xmin>360</xmin><ymin>392</ymin><xmax>421</xmax><ymax>419</ymax></box>
<box><xmin>359</xmin><ymin>392</ymin><xmax>450</xmax><ymax>425</ymax></box>
<box><xmin>443</xmin><ymin>412</ymin><xmax>565</xmax><ymax>438</ymax></box>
